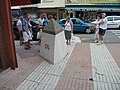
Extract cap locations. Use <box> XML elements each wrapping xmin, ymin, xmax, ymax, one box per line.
<box><xmin>102</xmin><ymin>13</ymin><xmax>106</xmax><ymax>16</ymax></box>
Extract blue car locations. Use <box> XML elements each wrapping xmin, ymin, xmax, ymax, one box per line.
<box><xmin>58</xmin><ymin>18</ymin><xmax>95</xmax><ymax>33</ymax></box>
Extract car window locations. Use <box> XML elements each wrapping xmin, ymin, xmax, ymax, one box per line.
<box><xmin>114</xmin><ymin>17</ymin><xmax>120</xmax><ymax>21</ymax></box>
<box><xmin>62</xmin><ymin>20</ymin><xmax>66</xmax><ymax>24</ymax></box>
<box><xmin>107</xmin><ymin>17</ymin><xmax>113</xmax><ymax>21</ymax></box>
<box><xmin>72</xmin><ymin>19</ymin><xmax>80</xmax><ymax>24</ymax></box>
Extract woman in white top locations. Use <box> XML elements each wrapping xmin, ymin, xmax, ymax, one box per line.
<box><xmin>92</xmin><ymin>14</ymin><xmax>102</xmax><ymax>43</ymax></box>
<box><xmin>64</xmin><ymin>17</ymin><xmax>73</xmax><ymax>45</ymax></box>
<box><xmin>37</xmin><ymin>14</ymin><xmax>44</xmax><ymax>44</ymax></box>
<box><xmin>95</xmin><ymin>14</ymin><xmax>102</xmax><ymax>43</ymax></box>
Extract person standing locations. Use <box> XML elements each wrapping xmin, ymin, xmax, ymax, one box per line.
<box><xmin>97</xmin><ymin>13</ymin><xmax>108</xmax><ymax>45</ymax></box>
<box><xmin>43</xmin><ymin>13</ymin><xmax>49</xmax><ymax>27</ymax></box>
<box><xmin>64</xmin><ymin>17</ymin><xmax>73</xmax><ymax>45</ymax></box>
<box><xmin>22</xmin><ymin>13</ymin><xmax>31</xmax><ymax>50</ymax></box>
<box><xmin>92</xmin><ymin>14</ymin><xmax>102</xmax><ymax>43</ymax></box>
<box><xmin>16</xmin><ymin>14</ymin><xmax>23</xmax><ymax>45</ymax></box>
<box><xmin>37</xmin><ymin>14</ymin><xmax>44</xmax><ymax>44</ymax></box>
<box><xmin>38</xmin><ymin>14</ymin><xmax>44</xmax><ymax>26</ymax></box>
<box><xmin>28</xmin><ymin>17</ymin><xmax>33</xmax><ymax>41</ymax></box>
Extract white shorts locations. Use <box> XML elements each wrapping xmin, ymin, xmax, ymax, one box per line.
<box><xmin>37</xmin><ymin>30</ymin><xmax>42</xmax><ymax>39</ymax></box>
<box><xmin>23</xmin><ymin>31</ymin><xmax>30</xmax><ymax>43</ymax></box>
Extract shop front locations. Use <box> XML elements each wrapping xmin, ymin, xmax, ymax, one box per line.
<box><xmin>66</xmin><ymin>4</ymin><xmax>120</xmax><ymax>22</ymax></box>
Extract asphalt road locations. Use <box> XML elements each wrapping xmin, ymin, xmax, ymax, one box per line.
<box><xmin>74</xmin><ymin>29</ymin><xmax>120</xmax><ymax>44</ymax></box>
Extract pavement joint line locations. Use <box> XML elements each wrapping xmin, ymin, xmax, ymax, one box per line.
<box><xmin>16</xmin><ymin>43</ymin><xmax>76</xmax><ymax>90</ymax></box>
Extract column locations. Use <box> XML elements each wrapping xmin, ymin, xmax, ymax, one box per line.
<box><xmin>0</xmin><ymin>0</ymin><xmax>18</xmax><ymax>70</ymax></box>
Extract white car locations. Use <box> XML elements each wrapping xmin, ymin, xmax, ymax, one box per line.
<box><xmin>107</xmin><ymin>16</ymin><xmax>120</xmax><ymax>29</ymax></box>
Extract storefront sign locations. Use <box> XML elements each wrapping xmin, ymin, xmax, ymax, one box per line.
<box><xmin>11</xmin><ymin>0</ymin><xmax>41</xmax><ymax>6</ymax></box>
<box><xmin>11</xmin><ymin>0</ymin><xmax>31</xmax><ymax>6</ymax></box>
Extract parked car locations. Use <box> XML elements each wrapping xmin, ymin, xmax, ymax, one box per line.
<box><xmin>12</xmin><ymin>20</ymin><xmax>39</xmax><ymax>40</ymax></box>
<box><xmin>58</xmin><ymin>18</ymin><xmax>95</xmax><ymax>33</ymax></box>
<box><xmin>107</xmin><ymin>16</ymin><xmax>120</xmax><ymax>29</ymax></box>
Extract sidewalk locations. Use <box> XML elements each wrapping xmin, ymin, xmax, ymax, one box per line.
<box><xmin>0</xmin><ymin>41</ymin><xmax>120</xmax><ymax>90</ymax></box>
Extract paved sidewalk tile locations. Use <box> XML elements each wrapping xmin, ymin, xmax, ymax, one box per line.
<box><xmin>16</xmin><ymin>42</ymin><xmax>76</xmax><ymax>90</ymax></box>
<box><xmin>0</xmin><ymin>42</ymin><xmax>44</xmax><ymax>90</ymax></box>
<box><xmin>106</xmin><ymin>44</ymin><xmax>120</xmax><ymax>68</ymax></box>
<box><xmin>90</xmin><ymin>43</ymin><xmax>120</xmax><ymax>90</ymax></box>
<box><xmin>55</xmin><ymin>43</ymin><xmax>93</xmax><ymax>90</ymax></box>
<box><xmin>1</xmin><ymin>41</ymin><xmax>120</xmax><ymax>90</ymax></box>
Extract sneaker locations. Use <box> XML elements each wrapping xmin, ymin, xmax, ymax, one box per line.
<box><xmin>101</xmin><ymin>41</ymin><xmax>104</xmax><ymax>44</ymax></box>
<box><xmin>27</xmin><ymin>45</ymin><xmax>31</xmax><ymax>48</ymax></box>
<box><xmin>94</xmin><ymin>40</ymin><xmax>98</xmax><ymax>43</ymax></box>
<box><xmin>97</xmin><ymin>41</ymin><xmax>101</xmax><ymax>45</ymax></box>
<box><xmin>25</xmin><ymin>47</ymin><xmax>30</xmax><ymax>50</ymax></box>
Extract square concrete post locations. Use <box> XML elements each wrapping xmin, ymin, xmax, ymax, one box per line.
<box><xmin>39</xmin><ymin>19</ymin><xmax>68</xmax><ymax>64</ymax></box>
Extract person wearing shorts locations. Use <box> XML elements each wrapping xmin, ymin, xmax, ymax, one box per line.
<box><xmin>22</xmin><ymin>13</ymin><xmax>31</xmax><ymax>50</ymax></box>
<box><xmin>97</xmin><ymin>13</ymin><xmax>108</xmax><ymax>45</ymax></box>
<box><xmin>16</xmin><ymin>14</ymin><xmax>23</xmax><ymax>45</ymax></box>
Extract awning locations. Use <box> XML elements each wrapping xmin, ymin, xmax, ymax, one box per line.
<box><xmin>66</xmin><ymin>4</ymin><xmax>120</xmax><ymax>11</ymax></box>
<box><xmin>66</xmin><ymin>7</ymin><xmax>120</xmax><ymax>11</ymax></box>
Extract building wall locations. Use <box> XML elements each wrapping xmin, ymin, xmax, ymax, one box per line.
<box><xmin>38</xmin><ymin>0</ymin><xmax>65</xmax><ymax>8</ymax></box>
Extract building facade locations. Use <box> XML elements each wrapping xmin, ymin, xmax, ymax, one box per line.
<box><xmin>70</xmin><ymin>0</ymin><xmax>120</xmax><ymax>3</ymax></box>
<box><xmin>11</xmin><ymin>0</ymin><xmax>65</xmax><ymax>20</ymax></box>
<box><xmin>65</xmin><ymin>0</ymin><xmax>120</xmax><ymax>22</ymax></box>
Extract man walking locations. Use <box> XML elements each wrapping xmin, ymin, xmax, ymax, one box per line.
<box><xmin>22</xmin><ymin>13</ymin><xmax>31</xmax><ymax>50</ymax></box>
<box><xmin>97</xmin><ymin>13</ymin><xmax>108</xmax><ymax>45</ymax></box>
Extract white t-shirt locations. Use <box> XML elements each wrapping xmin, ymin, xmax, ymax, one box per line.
<box><xmin>99</xmin><ymin>17</ymin><xmax>108</xmax><ymax>30</ymax></box>
<box><xmin>38</xmin><ymin>18</ymin><xmax>44</xmax><ymax>25</ymax></box>
<box><xmin>65</xmin><ymin>21</ymin><xmax>72</xmax><ymax>31</ymax></box>
<box><xmin>17</xmin><ymin>19</ymin><xmax>22</xmax><ymax>31</ymax></box>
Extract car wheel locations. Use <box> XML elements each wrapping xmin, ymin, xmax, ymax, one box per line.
<box><xmin>85</xmin><ymin>28</ymin><xmax>91</xmax><ymax>34</ymax></box>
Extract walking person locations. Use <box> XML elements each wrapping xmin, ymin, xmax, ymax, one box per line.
<box><xmin>97</xmin><ymin>13</ymin><xmax>108</xmax><ymax>45</ymax></box>
<box><xmin>22</xmin><ymin>13</ymin><xmax>31</xmax><ymax>50</ymax></box>
<box><xmin>92</xmin><ymin>14</ymin><xmax>102</xmax><ymax>43</ymax></box>
<box><xmin>16</xmin><ymin>14</ymin><xmax>23</xmax><ymax>45</ymax></box>
<box><xmin>64</xmin><ymin>16</ymin><xmax>73</xmax><ymax>45</ymax></box>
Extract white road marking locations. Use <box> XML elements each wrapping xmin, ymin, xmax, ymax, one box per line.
<box><xmin>115</xmin><ymin>34</ymin><xmax>120</xmax><ymax>36</ymax></box>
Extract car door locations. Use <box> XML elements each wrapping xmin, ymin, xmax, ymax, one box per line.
<box><xmin>114</xmin><ymin>17</ymin><xmax>120</xmax><ymax>28</ymax></box>
<box><xmin>71</xmin><ymin>18</ymin><xmax>83</xmax><ymax>33</ymax></box>
<box><xmin>107</xmin><ymin>17</ymin><xmax>115</xmax><ymax>28</ymax></box>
